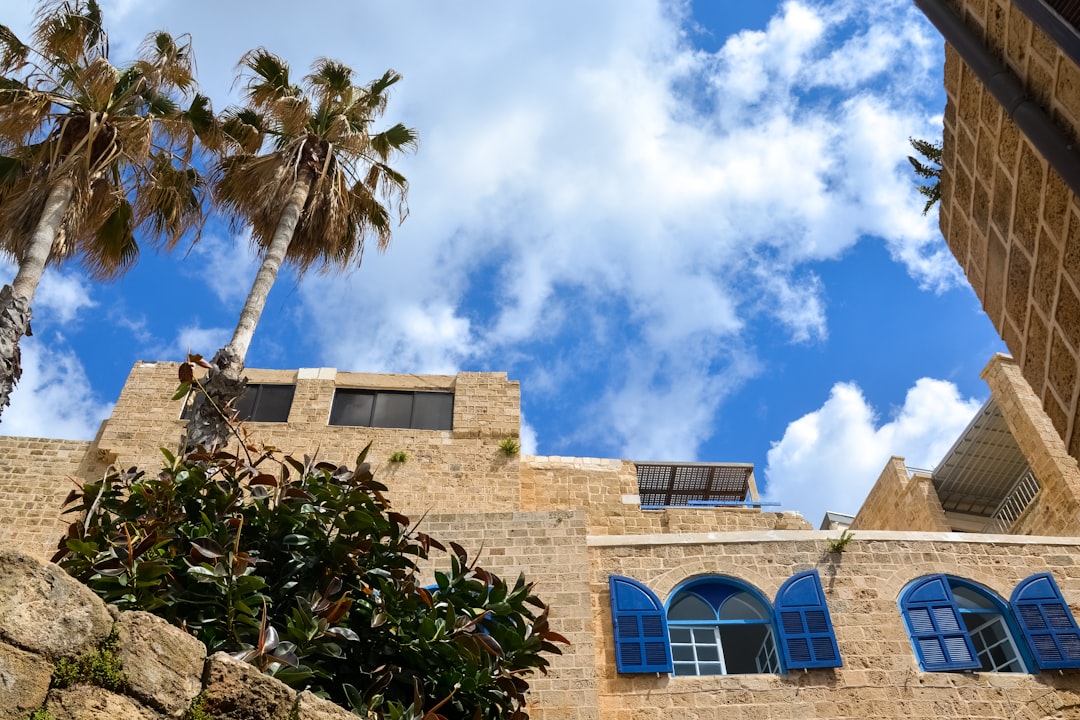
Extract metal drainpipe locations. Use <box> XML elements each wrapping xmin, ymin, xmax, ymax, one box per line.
<box><xmin>915</xmin><ymin>0</ymin><xmax>1080</xmax><ymax>197</ymax></box>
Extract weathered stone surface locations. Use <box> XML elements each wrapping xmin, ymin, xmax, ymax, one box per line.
<box><xmin>0</xmin><ymin>640</ymin><xmax>52</xmax><ymax>719</ymax></box>
<box><xmin>116</xmin><ymin>611</ymin><xmax>206</xmax><ymax>718</ymax></box>
<box><xmin>201</xmin><ymin>652</ymin><xmax>295</xmax><ymax>720</ymax></box>
<box><xmin>294</xmin><ymin>690</ymin><xmax>356</xmax><ymax>720</ymax></box>
<box><xmin>0</xmin><ymin>550</ymin><xmax>112</xmax><ymax>658</ymax></box>
<box><xmin>46</xmin><ymin>685</ymin><xmax>159</xmax><ymax>720</ymax></box>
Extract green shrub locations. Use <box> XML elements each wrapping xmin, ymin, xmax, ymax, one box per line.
<box><xmin>27</xmin><ymin>709</ymin><xmax>56</xmax><ymax>720</ymax></box>
<box><xmin>498</xmin><ymin>437</ymin><xmax>520</xmax><ymax>456</ymax></box>
<box><xmin>388</xmin><ymin>450</ymin><xmax>407</xmax><ymax>463</ymax></box>
<box><xmin>52</xmin><ymin>631</ymin><xmax>127</xmax><ymax>692</ymax></box>
<box><xmin>55</xmin><ymin>443</ymin><xmax>565</xmax><ymax>720</ymax></box>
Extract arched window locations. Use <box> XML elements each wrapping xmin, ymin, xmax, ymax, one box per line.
<box><xmin>900</xmin><ymin>575</ymin><xmax>1028</xmax><ymax>673</ymax></box>
<box><xmin>667</xmin><ymin>577</ymin><xmax>780</xmax><ymax>675</ymax></box>
<box><xmin>608</xmin><ymin>571</ymin><xmax>840</xmax><ymax>675</ymax></box>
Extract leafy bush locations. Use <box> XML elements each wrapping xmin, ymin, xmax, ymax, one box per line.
<box><xmin>55</xmin><ymin>444</ymin><xmax>566</xmax><ymax>719</ymax></box>
<box><xmin>52</xmin><ymin>630</ymin><xmax>127</xmax><ymax>692</ymax></box>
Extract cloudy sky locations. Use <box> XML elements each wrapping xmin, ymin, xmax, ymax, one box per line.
<box><xmin>0</xmin><ymin>0</ymin><xmax>1006</xmax><ymax>525</ymax></box>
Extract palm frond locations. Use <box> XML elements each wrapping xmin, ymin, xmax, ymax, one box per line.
<box><xmin>83</xmin><ymin>193</ymin><xmax>136</xmax><ymax>279</ymax></box>
<box><xmin>306</xmin><ymin>58</ymin><xmax>352</xmax><ymax>105</ymax></box>
<box><xmin>239</xmin><ymin>48</ymin><xmax>298</xmax><ymax>111</ymax></box>
<box><xmin>0</xmin><ymin>25</ymin><xmax>30</xmax><ymax>73</ymax></box>
<box><xmin>220</xmin><ymin>106</ymin><xmax>265</xmax><ymax>154</ymax></box>
<box><xmin>34</xmin><ymin>0</ymin><xmax>107</xmax><ymax>66</ymax></box>
<box><xmin>359</xmin><ymin>69</ymin><xmax>402</xmax><ymax>113</ymax></box>
<box><xmin>908</xmin><ymin>137</ymin><xmax>942</xmax><ymax>216</ymax></box>
<box><xmin>134</xmin><ymin>153</ymin><xmax>204</xmax><ymax>249</ymax></box>
<box><xmin>138</xmin><ymin>31</ymin><xmax>194</xmax><ymax>94</ymax></box>
<box><xmin>370</xmin><ymin>123</ymin><xmax>418</xmax><ymax>161</ymax></box>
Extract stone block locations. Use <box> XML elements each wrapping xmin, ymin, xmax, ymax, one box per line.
<box><xmin>201</xmin><ymin>652</ymin><xmax>296</xmax><ymax>720</ymax></box>
<box><xmin>116</xmin><ymin>611</ymin><xmax>205</xmax><ymax>717</ymax></box>
<box><xmin>45</xmin><ymin>685</ymin><xmax>158</xmax><ymax>720</ymax></box>
<box><xmin>1005</xmin><ymin>244</ymin><xmax>1032</xmax><ymax>332</ymax></box>
<box><xmin>294</xmin><ymin>691</ymin><xmax>356</xmax><ymax>720</ymax></box>
<box><xmin>0</xmin><ymin>550</ymin><xmax>112</xmax><ymax>659</ymax></box>
<box><xmin>991</xmin><ymin>164</ymin><xmax>1015</xmax><ymax>238</ymax></box>
<box><xmin>0</xmin><ymin>640</ymin><xmax>52</xmax><ymax>719</ymax></box>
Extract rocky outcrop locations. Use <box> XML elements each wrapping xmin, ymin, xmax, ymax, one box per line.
<box><xmin>0</xmin><ymin>550</ymin><xmax>356</xmax><ymax>720</ymax></box>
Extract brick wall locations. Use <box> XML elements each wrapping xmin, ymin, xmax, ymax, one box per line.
<box><xmin>94</xmin><ymin>363</ymin><xmax>523</xmax><ymax>518</ymax></box>
<box><xmin>939</xmin><ymin>0</ymin><xmax>1080</xmax><ymax>465</ymax></box>
<box><xmin>590</xmin><ymin>531</ymin><xmax>1080</xmax><ymax>719</ymax></box>
<box><xmin>851</xmin><ymin>457</ymin><xmax>950</xmax><ymax>532</ymax></box>
<box><xmin>418</xmin><ymin>511</ymin><xmax>597</xmax><ymax>720</ymax></box>
<box><xmin>0</xmin><ymin>436</ymin><xmax>106</xmax><ymax>560</ymax></box>
<box><xmin>520</xmin><ymin>456</ymin><xmax>811</xmax><ymax>535</ymax></box>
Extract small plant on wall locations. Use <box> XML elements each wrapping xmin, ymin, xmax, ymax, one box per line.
<box><xmin>826</xmin><ymin>529</ymin><xmax>854</xmax><ymax>554</ymax></box>
<box><xmin>389</xmin><ymin>450</ymin><xmax>407</xmax><ymax>463</ymax></box>
<box><xmin>499</xmin><ymin>436</ymin><xmax>520</xmax><ymax>456</ymax></box>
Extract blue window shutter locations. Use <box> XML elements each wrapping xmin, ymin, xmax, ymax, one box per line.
<box><xmin>774</xmin><ymin>570</ymin><xmax>842</xmax><ymax>669</ymax></box>
<box><xmin>1011</xmin><ymin>573</ymin><xmax>1080</xmax><ymax>670</ymax></box>
<box><xmin>901</xmin><ymin>575</ymin><xmax>980</xmax><ymax>671</ymax></box>
<box><xmin>608</xmin><ymin>575</ymin><xmax>672</xmax><ymax>673</ymax></box>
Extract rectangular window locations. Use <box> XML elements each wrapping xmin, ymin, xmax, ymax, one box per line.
<box><xmin>181</xmin><ymin>383</ymin><xmax>295</xmax><ymax>423</ymax></box>
<box><xmin>330</xmin><ymin>390</ymin><xmax>453</xmax><ymax>430</ymax></box>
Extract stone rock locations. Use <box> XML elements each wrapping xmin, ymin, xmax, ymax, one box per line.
<box><xmin>116</xmin><ymin>611</ymin><xmax>206</xmax><ymax>718</ymax></box>
<box><xmin>46</xmin><ymin>685</ymin><xmax>160</xmax><ymax>720</ymax></box>
<box><xmin>295</xmin><ymin>690</ymin><xmax>357</xmax><ymax>720</ymax></box>
<box><xmin>0</xmin><ymin>550</ymin><xmax>112</xmax><ymax>658</ymax></box>
<box><xmin>0</xmin><ymin>640</ymin><xmax>52</xmax><ymax>720</ymax></box>
<box><xmin>201</xmin><ymin>652</ymin><xmax>296</xmax><ymax>720</ymax></box>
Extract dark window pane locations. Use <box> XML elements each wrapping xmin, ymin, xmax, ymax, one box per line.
<box><xmin>373</xmin><ymin>392</ymin><xmax>413</xmax><ymax>428</ymax></box>
<box><xmin>233</xmin><ymin>386</ymin><xmax>257</xmax><ymax>421</ymax></box>
<box><xmin>251</xmin><ymin>385</ymin><xmax>295</xmax><ymax>422</ymax></box>
<box><xmin>330</xmin><ymin>390</ymin><xmax>375</xmax><ymax>426</ymax></box>
<box><xmin>412</xmin><ymin>392</ymin><xmax>453</xmax><ymax>430</ymax></box>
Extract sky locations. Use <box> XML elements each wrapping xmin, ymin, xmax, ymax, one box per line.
<box><xmin>0</xmin><ymin>0</ymin><xmax>1007</xmax><ymax>526</ymax></box>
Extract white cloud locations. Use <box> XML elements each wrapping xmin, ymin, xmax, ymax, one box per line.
<box><xmin>0</xmin><ymin>336</ymin><xmax>112</xmax><ymax>440</ymax></box>
<box><xmin>175</xmin><ymin>325</ymin><xmax>232</xmax><ymax>360</ymax></box>
<box><xmin>187</xmin><ymin>231</ymin><xmax>261</xmax><ymax>307</ymax></box>
<box><xmin>763</xmin><ymin>378</ymin><xmax>982</xmax><ymax>525</ymax></box>
<box><xmin>1</xmin><ymin>0</ymin><xmax>959</xmax><ymax>463</ymax></box>
<box><xmin>0</xmin><ymin>260</ymin><xmax>95</xmax><ymax>326</ymax></box>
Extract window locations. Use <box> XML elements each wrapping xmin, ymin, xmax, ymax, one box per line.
<box><xmin>900</xmin><ymin>573</ymin><xmax>1080</xmax><ymax>673</ymax></box>
<box><xmin>667</xmin><ymin>579</ymin><xmax>779</xmax><ymax>675</ymax></box>
<box><xmin>181</xmin><ymin>383</ymin><xmax>295</xmax><ymax>423</ymax></box>
<box><xmin>608</xmin><ymin>570</ymin><xmax>840</xmax><ymax>675</ymax></box>
<box><xmin>330</xmin><ymin>390</ymin><xmax>453</xmax><ymax>430</ymax></box>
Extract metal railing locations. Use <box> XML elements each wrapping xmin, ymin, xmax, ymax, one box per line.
<box><xmin>981</xmin><ymin>469</ymin><xmax>1041</xmax><ymax>534</ymax></box>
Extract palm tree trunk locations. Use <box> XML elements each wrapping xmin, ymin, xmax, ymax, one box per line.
<box><xmin>0</xmin><ymin>177</ymin><xmax>75</xmax><ymax>421</ymax></box>
<box><xmin>185</xmin><ymin>173</ymin><xmax>312</xmax><ymax>450</ymax></box>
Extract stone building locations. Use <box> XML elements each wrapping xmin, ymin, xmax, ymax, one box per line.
<box><xmin>920</xmin><ymin>0</ymin><xmax>1080</xmax><ymax>465</ymax></box>
<box><xmin>6</xmin><ymin>354</ymin><xmax>1080</xmax><ymax>718</ymax></box>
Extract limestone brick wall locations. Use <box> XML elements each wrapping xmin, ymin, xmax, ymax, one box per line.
<box><xmin>589</xmin><ymin>530</ymin><xmax>1080</xmax><ymax>720</ymax></box>
<box><xmin>418</xmin><ymin>510</ymin><xmax>597</xmax><ymax>720</ymax></box>
<box><xmin>520</xmin><ymin>456</ymin><xmax>811</xmax><ymax>535</ymax></box>
<box><xmin>984</xmin><ymin>353</ymin><xmax>1080</xmax><ymax>534</ymax></box>
<box><xmin>851</xmin><ymin>457</ymin><xmax>950</xmax><ymax>532</ymax></box>
<box><xmin>0</xmin><ymin>436</ymin><xmax>108</xmax><ymax>561</ymax></box>
<box><xmin>939</xmin><ymin>0</ymin><xmax>1080</xmax><ymax>463</ymax></box>
<box><xmin>93</xmin><ymin>362</ymin><xmax>523</xmax><ymax>518</ymax></box>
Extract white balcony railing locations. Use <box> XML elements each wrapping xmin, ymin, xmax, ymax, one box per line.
<box><xmin>981</xmin><ymin>469</ymin><xmax>1041</xmax><ymax>534</ymax></box>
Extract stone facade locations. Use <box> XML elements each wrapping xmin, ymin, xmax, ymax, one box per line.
<box><xmin>937</xmin><ymin>0</ymin><xmax>1080</xmax><ymax>465</ymax></box>
<box><xmin>9</xmin><ymin>360</ymin><xmax>1080</xmax><ymax>718</ymax></box>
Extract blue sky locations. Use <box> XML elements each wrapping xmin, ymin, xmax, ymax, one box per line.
<box><xmin>0</xmin><ymin>0</ymin><xmax>1006</xmax><ymax>525</ymax></box>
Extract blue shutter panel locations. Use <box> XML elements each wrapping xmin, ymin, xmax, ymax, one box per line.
<box><xmin>608</xmin><ymin>575</ymin><xmax>672</xmax><ymax>673</ymax></box>
<box><xmin>1011</xmin><ymin>573</ymin><xmax>1080</xmax><ymax>670</ymax></box>
<box><xmin>774</xmin><ymin>570</ymin><xmax>842</xmax><ymax>669</ymax></box>
<box><xmin>901</xmin><ymin>575</ymin><xmax>980</xmax><ymax>671</ymax></box>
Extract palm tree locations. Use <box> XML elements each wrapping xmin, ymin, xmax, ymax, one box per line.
<box><xmin>908</xmin><ymin>137</ymin><xmax>942</xmax><ymax>215</ymax></box>
<box><xmin>184</xmin><ymin>50</ymin><xmax>416</xmax><ymax>449</ymax></box>
<box><xmin>0</xmin><ymin>0</ymin><xmax>212</xmax><ymax>418</ymax></box>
